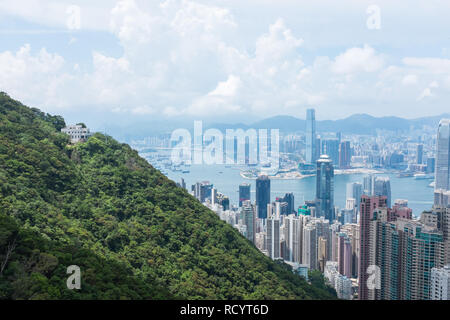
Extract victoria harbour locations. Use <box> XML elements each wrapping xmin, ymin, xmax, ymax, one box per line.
<box><xmin>163</xmin><ymin>163</ymin><xmax>434</xmax><ymax>217</ymax></box>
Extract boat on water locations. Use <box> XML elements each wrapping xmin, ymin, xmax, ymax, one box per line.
<box><xmin>414</xmin><ymin>173</ymin><xmax>434</xmax><ymax>180</ymax></box>
<box><xmin>397</xmin><ymin>172</ymin><xmax>414</xmax><ymax>178</ymax></box>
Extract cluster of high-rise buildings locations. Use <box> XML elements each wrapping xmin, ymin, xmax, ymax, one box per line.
<box><xmin>434</xmin><ymin>119</ymin><xmax>450</xmax><ymax>207</ymax></box>
<box><xmin>300</xmin><ymin>109</ymin><xmax>352</xmax><ymax>171</ymax></box>
<box><xmin>183</xmin><ymin>114</ymin><xmax>450</xmax><ymax>300</ymax></box>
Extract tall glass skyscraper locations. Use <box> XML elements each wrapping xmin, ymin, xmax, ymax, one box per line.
<box><xmin>306</xmin><ymin>108</ymin><xmax>316</xmax><ymax>164</ymax></box>
<box><xmin>315</xmin><ymin>155</ymin><xmax>334</xmax><ymax>221</ymax></box>
<box><xmin>435</xmin><ymin>119</ymin><xmax>450</xmax><ymax>192</ymax></box>
<box><xmin>239</xmin><ymin>183</ymin><xmax>251</xmax><ymax>207</ymax></box>
<box><xmin>256</xmin><ymin>175</ymin><xmax>270</xmax><ymax>219</ymax></box>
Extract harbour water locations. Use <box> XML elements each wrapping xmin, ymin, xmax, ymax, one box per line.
<box><xmin>165</xmin><ymin>164</ymin><xmax>434</xmax><ymax>218</ymax></box>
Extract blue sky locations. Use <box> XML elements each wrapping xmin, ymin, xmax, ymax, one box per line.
<box><xmin>1</xmin><ymin>0</ymin><xmax>450</xmax><ymax>127</ymax></box>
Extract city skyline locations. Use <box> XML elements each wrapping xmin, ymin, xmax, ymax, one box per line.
<box><xmin>2</xmin><ymin>0</ymin><xmax>450</xmax><ymax>305</ymax></box>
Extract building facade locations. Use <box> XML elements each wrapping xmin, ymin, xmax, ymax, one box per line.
<box><xmin>316</xmin><ymin>155</ymin><xmax>335</xmax><ymax>221</ymax></box>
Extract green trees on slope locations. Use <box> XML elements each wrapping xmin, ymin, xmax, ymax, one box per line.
<box><xmin>0</xmin><ymin>92</ymin><xmax>336</xmax><ymax>300</ymax></box>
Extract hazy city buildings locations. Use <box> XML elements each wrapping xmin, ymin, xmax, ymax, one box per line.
<box><xmin>417</xmin><ymin>143</ymin><xmax>424</xmax><ymax>165</ymax></box>
<box><xmin>322</xmin><ymin>139</ymin><xmax>340</xmax><ymax>165</ymax></box>
<box><xmin>346</xmin><ymin>182</ymin><xmax>363</xmax><ymax>213</ymax></box>
<box><xmin>373</xmin><ymin>177</ymin><xmax>392</xmax><ymax>208</ymax></box>
<box><xmin>339</xmin><ymin>141</ymin><xmax>352</xmax><ymax>169</ymax></box>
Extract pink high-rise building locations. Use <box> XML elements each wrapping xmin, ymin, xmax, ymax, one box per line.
<box><xmin>358</xmin><ymin>195</ymin><xmax>388</xmax><ymax>300</ymax></box>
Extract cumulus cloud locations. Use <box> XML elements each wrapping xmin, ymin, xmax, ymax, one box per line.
<box><xmin>1</xmin><ymin>0</ymin><xmax>450</xmax><ymax>120</ymax></box>
<box><xmin>332</xmin><ymin>45</ymin><xmax>385</xmax><ymax>74</ymax></box>
<box><xmin>402</xmin><ymin>74</ymin><xmax>418</xmax><ymax>86</ymax></box>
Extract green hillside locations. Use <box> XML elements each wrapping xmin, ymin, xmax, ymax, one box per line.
<box><xmin>0</xmin><ymin>92</ymin><xmax>336</xmax><ymax>300</ymax></box>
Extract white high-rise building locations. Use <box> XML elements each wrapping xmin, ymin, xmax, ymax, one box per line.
<box><xmin>241</xmin><ymin>200</ymin><xmax>256</xmax><ymax>244</ymax></box>
<box><xmin>435</xmin><ymin>119</ymin><xmax>450</xmax><ymax>194</ymax></box>
<box><xmin>267</xmin><ymin>218</ymin><xmax>280</xmax><ymax>259</ymax></box>
<box><xmin>284</xmin><ymin>214</ymin><xmax>302</xmax><ymax>263</ymax></box>
<box><xmin>305</xmin><ymin>109</ymin><xmax>316</xmax><ymax>164</ymax></box>
<box><xmin>302</xmin><ymin>223</ymin><xmax>317</xmax><ymax>269</ymax></box>
<box><xmin>431</xmin><ymin>265</ymin><xmax>450</xmax><ymax>300</ymax></box>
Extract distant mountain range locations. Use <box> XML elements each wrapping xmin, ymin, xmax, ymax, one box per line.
<box><xmin>209</xmin><ymin>113</ymin><xmax>450</xmax><ymax>135</ymax></box>
<box><xmin>101</xmin><ymin>112</ymin><xmax>450</xmax><ymax>141</ymax></box>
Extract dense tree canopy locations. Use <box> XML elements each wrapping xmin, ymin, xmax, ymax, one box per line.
<box><xmin>0</xmin><ymin>92</ymin><xmax>336</xmax><ymax>300</ymax></box>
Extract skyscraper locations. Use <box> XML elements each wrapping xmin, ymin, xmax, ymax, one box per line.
<box><xmin>322</xmin><ymin>139</ymin><xmax>339</xmax><ymax>165</ymax></box>
<box><xmin>373</xmin><ymin>177</ymin><xmax>392</xmax><ymax>208</ymax></box>
<box><xmin>284</xmin><ymin>214</ymin><xmax>302</xmax><ymax>263</ymax></box>
<box><xmin>339</xmin><ymin>141</ymin><xmax>352</xmax><ymax>169</ymax></box>
<box><xmin>346</xmin><ymin>182</ymin><xmax>363</xmax><ymax>211</ymax></box>
<box><xmin>427</xmin><ymin>157</ymin><xmax>436</xmax><ymax>174</ymax></box>
<box><xmin>302</xmin><ymin>223</ymin><xmax>317</xmax><ymax>270</ymax></box>
<box><xmin>278</xmin><ymin>193</ymin><xmax>295</xmax><ymax>215</ymax></box>
<box><xmin>337</xmin><ymin>233</ymin><xmax>352</xmax><ymax>279</ymax></box>
<box><xmin>363</xmin><ymin>175</ymin><xmax>374</xmax><ymax>196</ymax></box>
<box><xmin>241</xmin><ymin>200</ymin><xmax>256</xmax><ymax>244</ymax></box>
<box><xmin>239</xmin><ymin>183</ymin><xmax>251</xmax><ymax>207</ymax></box>
<box><xmin>316</xmin><ymin>155</ymin><xmax>334</xmax><ymax>221</ymax></box>
<box><xmin>256</xmin><ymin>175</ymin><xmax>270</xmax><ymax>219</ymax></box>
<box><xmin>416</xmin><ymin>143</ymin><xmax>424</xmax><ymax>165</ymax></box>
<box><xmin>267</xmin><ymin>217</ymin><xmax>280</xmax><ymax>259</ymax></box>
<box><xmin>305</xmin><ymin>109</ymin><xmax>316</xmax><ymax>164</ymax></box>
<box><xmin>358</xmin><ymin>195</ymin><xmax>387</xmax><ymax>300</ymax></box>
<box><xmin>435</xmin><ymin>119</ymin><xmax>450</xmax><ymax>193</ymax></box>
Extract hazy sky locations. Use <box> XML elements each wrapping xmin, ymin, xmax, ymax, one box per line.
<box><xmin>1</xmin><ymin>0</ymin><xmax>450</xmax><ymax>125</ymax></box>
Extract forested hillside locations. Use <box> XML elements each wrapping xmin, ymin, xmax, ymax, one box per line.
<box><xmin>0</xmin><ymin>92</ymin><xmax>336</xmax><ymax>300</ymax></box>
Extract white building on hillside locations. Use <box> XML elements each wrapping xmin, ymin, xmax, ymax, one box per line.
<box><xmin>61</xmin><ymin>125</ymin><xmax>92</xmax><ymax>143</ymax></box>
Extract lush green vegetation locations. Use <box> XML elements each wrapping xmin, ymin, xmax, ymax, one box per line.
<box><xmin>0</xmin><ymin>92</ymin><xmax>336</xmax><ymax>300</ymax></box>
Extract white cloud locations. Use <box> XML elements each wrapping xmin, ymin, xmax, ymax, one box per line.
<box><xmin>332</xmin><ymin>45</ymin><xmax>385</xmax><ymax>74</ymax></box>
<box><xmin>403</xmin><ymin>57</ymin><xmax>450</xmax><ymax>74</ymax></box>
<box><xmin>418</xmin><ymin>87</ymin><xmax>433</xmax><ymax>100</ymax></box>
<box><xmin>131</xmin><ymin>106</ymin><xmax>156</xmax><ymax>115</ymax></box>
<box><xmin>1</xmin><ymin>0</ymin><xmax>450</xmax><ymax>120</ymax></box>
<box><xmin>209</xmin><ymin>75</ymin><xmax>242</xmax><ymax>97</ymax></box>
<box><xmin>402</xmin><ymin>74</ymin><xmax>418</xmax><ymax>86</ymax></box>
